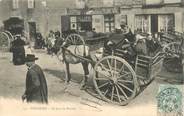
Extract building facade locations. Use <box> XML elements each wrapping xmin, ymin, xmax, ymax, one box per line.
<box><xmin>65</xmin><ymin>0</ymin><xmax>184</xmax><ymax>33</ymax></box>
<box><xmin>65</xmin><ymin>0</ymin><xmax>118</xmax><ymax>33</ymax></box>
<box><xmin>115</xmin><ymin>0</ymin><xmax>184</xmax><ymax>33</ymax></box>
<box><xmin>0</xmin><ymin>0</ymin><xmax>76</xmax><ymax>39</ymax></box>
<box><xmin>0</xmin><ymin>0</ymin><xmax>183</xmax><ymax>39</ymax></box>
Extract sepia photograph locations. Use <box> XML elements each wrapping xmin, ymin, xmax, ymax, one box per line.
<box><xmin>0</xmin><ymin>0</ymin><xmax>183</xmax><ymax>116</ymax></box>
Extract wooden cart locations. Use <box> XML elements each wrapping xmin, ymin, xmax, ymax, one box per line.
<box><xmin>0</xmin><ymin>30</ymin><xmax>13</xmax><ymax>52</ymax></box>
<box><xmin>161</xmin><ymin>31</ymin><xmax>184</xmax><ymax>73</ymax></box>
<box><xmin>60</xmin><ymin>33</ymin><xmax>166</xmax><ymax>105</ymax></box>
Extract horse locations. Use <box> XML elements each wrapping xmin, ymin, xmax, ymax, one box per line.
<box><xmin>48</xmin><ymin>32</ymin><xmax>102</xmax><ymax>89</ymax></box>
<box><xmin>56</xmin><ymin>42</ymin><xmax>101</xmax><ymax>89</ymax></box>
<box><xmin>53</xmin><ymin>31</ymin><xmax>161</xmax><ymax>90</ymax></box>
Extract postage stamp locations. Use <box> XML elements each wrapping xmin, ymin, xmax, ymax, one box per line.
<box><xmin>157</xmin><ymin>85</ymin><xmax>183</xmax><ymax>116</ymax></box>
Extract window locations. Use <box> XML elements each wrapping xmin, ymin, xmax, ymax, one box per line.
<box><xmin>77</xmin><ymin>15</ymin><xmax>92</xmax><ymax>31</ymax></box>
<box><xmin>76</xmin><ymin>0</ymin><xmax>86</xmax><ymax>8</ymax></box>
<box><xmin>135</xmin><ymin>15</ymin><xmax>150</xmax><ymax>33</ymax></box>
<box><xmin>103</xmin><ymin>0</ymin><xmax>114</xmax><ymax>7</ymax></box>
<box><xmin>104</xmin><ymin>14</ymin><xmax>115</xmax><ymax>33</ymax></box>
<box><xmin>158</xmin><ymin>14</ymin><xmax>174</xmax><ymax>32</ymax></box>
<box><xmin>12</xmin><ymin>0</ymin><xmax>19</xmax><ymax>9</ymax></box>
<box><xmin>70</xmin><ymin>16</ymin><xmax>77</xmax><ymax>30</ymax></box>
<box><xmin>70</xmin><ymin>15</ymin><xmax>92</xmax><ymax>31</ymax></box>
<box><xmin>120</xmin><ymin>15</ymin><xmax>127</xmax><ymax>25</ymax></box>
<box><xmin>28</xmin><ymin>0</ymin><xmax>35</xmax><ymax>9</ymax></box>
<box><xmin>164</xmin><ymin>0</ymin><xmax>181</xmax><ymax>4</ymax></box>
<box><xmin>145</xmin><ymin>0</ymin><xmax>162</xmax><ymax>5</ymax></box>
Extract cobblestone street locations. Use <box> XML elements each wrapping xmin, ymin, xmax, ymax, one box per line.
<box><xmin>0</xmin><ymin>49</ymin><xmax>183</xmax><ymax>116</ymax></box>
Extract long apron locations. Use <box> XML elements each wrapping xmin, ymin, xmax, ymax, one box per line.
<box><xmin>12</xmin><ymin>46</ymin><xmax>25</xmax><ymax>65</ymax></box>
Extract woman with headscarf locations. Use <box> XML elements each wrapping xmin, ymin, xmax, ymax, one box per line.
<box><xmin>11</xmin><ymin>34</ymin><xmax>26</xmax><ymax>65</ymax></box>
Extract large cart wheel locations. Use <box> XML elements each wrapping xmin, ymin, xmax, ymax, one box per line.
<box><xmin>93</xmin><ymin>56</ymin><xmax>139</xmax><ymax>105</ymax></box>
<box><xmin>163</xmin><ymin>42</ymin><xmax>182</xmax><ymax>73</ymax></box>
<box><xmin>0</xmin><ymin>32</ymin><xmax>11</xmax><ymax>52</ymax></box>
<box><xmin>65</xmin><ymin>34</ymin><xmax>85</xmax><ymax>46</ymax></box>
<box><xmin>4</xmin><ymin>31</ymin><xmax>14</xmax><ymax>41</ymax></box>
<box><xmin>163</xmin><ymin>42</ymin><xmax>181</xmax><ymax>58</ymax></box>
<box><xmin>65</xmin><ymin>34</ymin><xmax>86</xmax><ymax>55</ymax></box>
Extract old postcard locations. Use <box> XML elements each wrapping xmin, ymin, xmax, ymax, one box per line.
<box><xmin>0</xmin><ymin>0</ymin><xmax>183</xmax><ymax>116</ymax></box>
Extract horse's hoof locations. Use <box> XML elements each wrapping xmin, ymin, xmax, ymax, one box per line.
<box><xmin>80</xmin><ymin>84</ymin><xmax>87</xmax><ymax>90</ymax></box>
<box><xmin>63</xmin><ymin>87</ymin><xmax>68</xmax><ymax>92</ymax></box>
<box><xmin>63</xmin><ymin>82</ymin><xmax>69</xmax><ymax>90</ymax></box>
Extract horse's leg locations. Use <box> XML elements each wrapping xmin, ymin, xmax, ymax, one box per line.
<box><xmin>63</xmin><ymin>61</ymin><xmax>71</xmax><ymax>91</ymax></box>
<box><xmin>81</xmin><ymin>61</ymin><xmax>89</xmax><ymax>89</ymax></box>
<box><xmin>64</xmin><ymin>62</ymin><xmax>71</xmax><ymax>84</ymax></box>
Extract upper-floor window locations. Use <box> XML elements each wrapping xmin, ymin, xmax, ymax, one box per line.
<box><xmin>144</xmin><ymin>0</ymin><xmax>182</xmax><ymax>6</ymax></box>
<box><xmin>28</xmin><ymin>0</ymin><xmax>35</xmax><ymax>9</ymax></box>
<box><xmin>76</xmin><ymin>0</ymin><xmax>87</xmax><ymax>9</ymax></box>
<box><xmin>103</xmin><ymin>0</ymin><xmax>114</xmax><ymax>7</ymax></box>
<box><xmin>12</xmin><ymin>0</ymin><xmax>19</xmax><ymax>9</ymax></box>
<box><xmin>164</xmin><ymin>0</ymin><xmax>181</xmax><ymax>4</ymax></box>
<box><xmin>145</xmin><ymin>0</ymin><xmax>162</xmax><ymax>5</ymax></box>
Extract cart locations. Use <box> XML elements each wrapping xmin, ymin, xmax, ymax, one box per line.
<box><xmin>161</xmin><ymin>31</ymin><xmax>184</xmax><ymax>73</ymax></box>
<box><xmin>0</xmin><ymin>30</ymin><xmax>13</xmax><ymax>52</ymax></box>
<box><xmin>60</xmin><ymin>33</ymin><xmax>166</xmax><ymax>105</ymax></box>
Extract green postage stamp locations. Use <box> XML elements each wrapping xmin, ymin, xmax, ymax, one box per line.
<box><xmin>157</xmin><ymin>85</ymin><xmax>183</xmax><ymax>116</ymax></box>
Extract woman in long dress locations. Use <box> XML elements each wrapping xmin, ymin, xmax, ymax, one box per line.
<box><xmin>11</xmin><ymin>34</ymin><xmax>26</xmax><ymax>65</ymax></box>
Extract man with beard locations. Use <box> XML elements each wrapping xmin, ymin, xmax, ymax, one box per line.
<box><xmin>22</xmin><ymin>54</ymin><xmax>48</xmax><ymax>104</ymax></box>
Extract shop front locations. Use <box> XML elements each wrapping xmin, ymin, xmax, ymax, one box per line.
<box><xmin>63</xmin><ymin>7</ymin><xmax>119</xmax><ymax>33</ymax></box>
<box><xmin>70</xmin><ymin>15</ymin><xmax>92</xmax><ymax>32</ymax></box>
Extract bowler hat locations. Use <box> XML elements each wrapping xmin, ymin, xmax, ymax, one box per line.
<box><xmin>25</xmin><ymin>54</ymin><xmax>38</xmax><ymax>62</ymax></box>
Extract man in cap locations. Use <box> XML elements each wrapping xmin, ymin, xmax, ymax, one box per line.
<box><xmin>22</xmin><ymin>54</ymin><xmax>48</xmax><ymax>104</ymax></box>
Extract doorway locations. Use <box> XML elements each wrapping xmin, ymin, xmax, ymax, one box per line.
<box><xmin>151</xmin><ymin>14</ymin><xmax>158</xmax><ymax>33</ymax></box>
<box><xmin>28</xmin><ymin>22</ymin><xmax>36</xmax><ymax>41</ymax></box>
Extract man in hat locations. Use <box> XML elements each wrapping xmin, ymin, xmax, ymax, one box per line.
<box><xmin>51</xmin><ymin>31</ymin><xmax>64</xmax><ymax>54</ymax></box>
<box><xmin>11</xmin><ymin>34</ymin><xmax>26</xmax><ymax>65</ymax></box>
<box><xmin>22</xmin><ymin>54</ymin><xmax>48</xmax><ymax>104</ymax></box>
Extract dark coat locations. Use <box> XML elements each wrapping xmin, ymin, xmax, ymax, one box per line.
<box><xmin>52</xmin><ymin>38</ymin><xmax>64</xmax><ymax>54</ymax></box>
<box><xmin>11</xmin><ymin>38</ymin><xmax>26</xmax><ymax>65</ymax></box>
<box><xmin>25</xmin><ymin>64</ymin><xmax>48</xmax><ymax>104</ymax></box>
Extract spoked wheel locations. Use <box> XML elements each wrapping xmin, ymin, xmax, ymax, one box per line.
<box><xmin>65</xmin><ymin>34</ymin><xmax>86</xmax><ymax>55</ymax></box>
<box><xmin>163</xmin><ymin>42</ymin><xmax>181</xmax><ymax>58</ymax></box>
<box><xmin>65</xmin><ymin>34</ymin><xmax>85</xmax><ymax>46</ymax></box>
<box><xmin>4</xmin><ymin>31</ymin><xmax>14</xmax><ymax>41</ymax></box>
<box><xmin>163</xmin><ymin>57</ymin><xmax>182</xmax><ymax>73</ymax></box>
<box><xmin>93</xmin><ymin>56</ymin><xmax>139</xmax><ymax>105</ymax></box>
<box><xmin>0</xmin><ymin>32</ymin><xmax>11</xmax><ymax>52</ymax></box>
<box><xmin>163</xmin><ymin>42</ymin><xmax>182</xmax><ymax>73</ymax></box>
